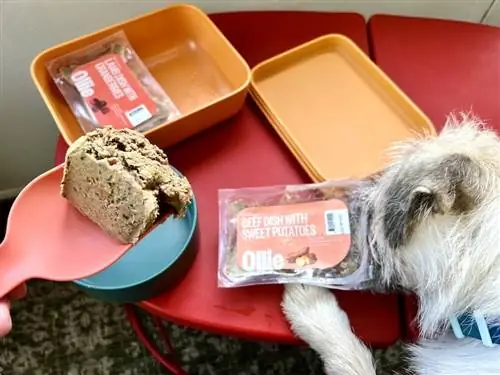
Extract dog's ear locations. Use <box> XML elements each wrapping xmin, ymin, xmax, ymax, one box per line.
<box><xmin>383</xmin><ymin>153</ymin><xmax>480</xmax><ymax>249</ymax></box>
<box><xmin>408</xmin><ymin>186</ymin><xmax>439</xmax><ymax>214</ymax></box>
<box><xmin>384</xmin><ymin>185</ymin><xmax>439</xmax><ymax>249</ymax></box>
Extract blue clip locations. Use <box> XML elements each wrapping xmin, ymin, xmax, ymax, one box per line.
<box><xmin>451</xmin><ymin>311</ymin><xmax>500</xmax><ymax>347</ymax></box>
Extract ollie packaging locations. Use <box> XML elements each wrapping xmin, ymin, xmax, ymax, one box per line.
<box><xmin>70</xmin><ymin>53</ymin><xmax>159</xmax><ymax>129</ymax></box>
<box><xmin>46</xmin><ymin>31</ymin><xmax>180</xmax><ymax>134</ymax></box>
<box><xmin>218</xmin><ymin>180</ymin><xmax>375</xmax><ymax>289</ymax></box>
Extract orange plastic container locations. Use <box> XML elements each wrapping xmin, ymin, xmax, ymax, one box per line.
<box><xmin>250</xmin><ymin>34</ymin><xmax>436</xmax><ymax>181</ymax></box>
<box><xmin>31</xmin><ymin>4</ymin><xmax>251</xmax><ymax>148</ymax></box>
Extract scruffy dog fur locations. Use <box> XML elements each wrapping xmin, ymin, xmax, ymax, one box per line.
<box><xmin>282</xmin><ymin>114</ymin><xmax>500</xmax><ymax>375</ymax></box>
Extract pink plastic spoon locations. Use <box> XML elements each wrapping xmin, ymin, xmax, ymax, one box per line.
<box><xmin>0</xmin><ymin>164</ymin><xmax>131</xmax><ymax>298</ymax></box>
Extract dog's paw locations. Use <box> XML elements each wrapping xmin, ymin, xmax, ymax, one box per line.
<box><xmin>282</xmin><ymin>285</ymin><xmax>377</xmax><ymax>375</ymax></box>
<box><xmin>282</xmin><ymin>284</ymin><xmax>337</xmax><ymax>314</ymax></box>
<box><xmin>281</xmin><ymin>284</ymin><xmax>350</xmax><ymax>342</ymax></box>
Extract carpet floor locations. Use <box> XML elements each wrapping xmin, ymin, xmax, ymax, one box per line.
<box><xmin>0</xmin><ymin>281</ymin><xmax>406</xmax><ymax>374</ymax></box>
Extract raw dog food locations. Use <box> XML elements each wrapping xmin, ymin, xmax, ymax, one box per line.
<box><xmin>61</xmin><ymin>127</ymin><xmax>193</xmax><ymax>244</ymax></box>
<box><xmin>218</xmin><ymin>179</ymin><xmax>376</xmax><ymax>289</ymax></box>
<box><xmin>47</xmin><ymin>31</ymin><xmax>180</xmax><ymax>134</ymax></box>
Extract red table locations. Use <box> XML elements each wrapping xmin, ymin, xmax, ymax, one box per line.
<box><xmin>369</xmin><ymin>14</ymin><xmax>500</xmax><ymax>341</ymax></box>
<box><xmin>55</xmin><ymin>11</ymin><xmax>402</xmax><ymax>373</ymax></box>
<box><xmin>369</xmin><ymin>15</ymin><xmax>500</xmax><ymax>129</ymax></box>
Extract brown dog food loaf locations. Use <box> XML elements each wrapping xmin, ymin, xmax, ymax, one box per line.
<box><xmin>61</xmin><ymin>127</ymin><xmax>193</xmax><ymax>244</ymax></box>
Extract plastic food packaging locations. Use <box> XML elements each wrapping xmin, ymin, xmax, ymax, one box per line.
<box><xmin>218</xmin><ymin>179</ymin><xmax>375</xmax><ymax>289</ymax></box>
<box><xmin>46</xmin><ymin>31</ymin><xmax>180</xmax><ymax>134</ymax></box>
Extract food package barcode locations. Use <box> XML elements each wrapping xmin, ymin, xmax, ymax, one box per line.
<box><xmin>324</xmin><ymin>209</ymin><xmax>350</xmax><ymax>235</ymax></box>
<box><xmin>125</xmin><ymin>104</ymin><xmax>153</xmax><ymax>127</ymax></box>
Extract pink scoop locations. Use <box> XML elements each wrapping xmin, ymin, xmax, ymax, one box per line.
<box><xmin>0</xmin><ymin>164</ymin><xmax>131</xmax><ymax>298</ymax></box>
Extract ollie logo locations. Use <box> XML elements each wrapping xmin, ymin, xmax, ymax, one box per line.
<box><xmin>71</xmin><ymin>70</ymin><xmax>95</xmax><ymax>98</ymax></box>
<box><xmin>241</xmin><ymin>249</ymin><xmax>285</xmax><ymax>272</ymax></box>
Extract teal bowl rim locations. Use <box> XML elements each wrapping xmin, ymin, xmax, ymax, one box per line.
<box><xmin>74</xmin><ymin>192</ymin><xmax>198</xmax><ymax>291</ymax></box>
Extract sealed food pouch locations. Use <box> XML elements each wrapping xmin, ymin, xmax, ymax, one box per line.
<box><xmin>218</xmin><ymin>179</ymin><xmax>376</xmax><ymax>289</ymax></box>
<box><xmin>46</xmin><ymin>31</ymin><xmax>180</xmax><ymax>134</ymax></box>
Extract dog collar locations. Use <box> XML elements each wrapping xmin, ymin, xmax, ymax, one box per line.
<box><xmin>450</xmin><ymin>311</ymin><xmax>500</xmax><ymax>346</ymax></box>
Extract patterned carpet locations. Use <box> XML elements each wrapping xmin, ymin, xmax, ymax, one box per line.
<box><xmin>0</xmin><ymin>200</ymin><xmax>405</xmax><ymax>375</ymax></box>
<box><xmin>0</xmin><ymin>281</ymin><xmax>406</xmax><ymax>374</ymax></box>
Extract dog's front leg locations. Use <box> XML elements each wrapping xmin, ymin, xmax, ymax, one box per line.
<box><xmin>282</xmin><ymin>285</ymin><xmax>376</xmax><ymax>375</ymax></box>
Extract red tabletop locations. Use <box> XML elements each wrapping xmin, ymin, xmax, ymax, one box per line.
<box><xmin>369</xmin><ymin>14</ymin><xmax>500</xmax><ymax>341</ymax></box>
<box><xmin>55</xmin><ymin>11</ymin><xmax>402</xmax><ymax>347</ymax></box>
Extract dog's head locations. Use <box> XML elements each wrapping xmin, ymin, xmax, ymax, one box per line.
<box><xmin>370</xmin><ymin>114</ymin><xmax>500</xmax><ymax>334</ymax></box>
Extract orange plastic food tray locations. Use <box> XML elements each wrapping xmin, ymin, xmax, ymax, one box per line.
<box><xmin>31</xmin><ymin>4</ymin><xmax>251</xmax><ymax>148</ymax></box>
<box><xmin>250</xmin><ymin>34</ymin><xmax>435</xmax><ymax>181</ymax></box>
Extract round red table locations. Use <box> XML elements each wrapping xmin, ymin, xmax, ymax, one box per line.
<box><xmin>55</xmin><ymin>11</ymin><xmax>402</xmax><ymax>373</ymax></box>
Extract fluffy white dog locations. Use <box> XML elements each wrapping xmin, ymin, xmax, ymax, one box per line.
<box><xmin>282</xmin><ymin>114</ymin><xmax>500</xmax><ymax>375</ymax></box>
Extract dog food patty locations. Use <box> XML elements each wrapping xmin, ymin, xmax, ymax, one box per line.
<box><xmin>61</xmin><ymin>127</ymin><xmax>193</xmax><ymax>243</ymax></box>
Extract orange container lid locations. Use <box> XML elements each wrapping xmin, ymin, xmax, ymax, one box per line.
<box><xmin>250</xmin><ymin>34</ymin><xmax>436</xmax><ymax>182</ymax></box>
<box><xmin>250</xmin><ymin>87</ymin><xmax>323</xmax><ymax>178</ymax></box>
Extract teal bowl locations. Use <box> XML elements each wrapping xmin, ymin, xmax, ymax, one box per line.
<box><xmin>74</xmin><ymin>194</ymin><xmax>198</xmax><ymax>303</ymax></box>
